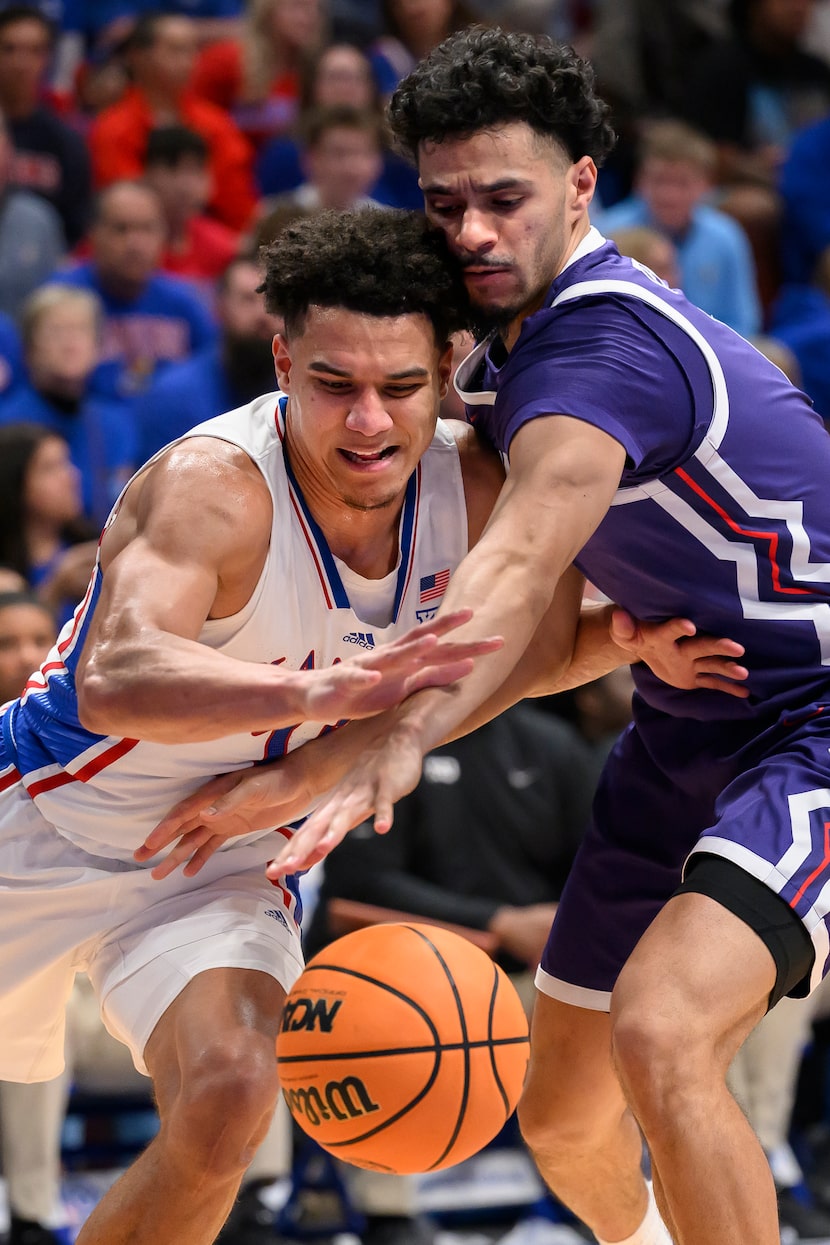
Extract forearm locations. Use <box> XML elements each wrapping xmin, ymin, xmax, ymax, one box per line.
<box><xmin>78</xmin><ymin>630</ymin><xmax>308</xmax><ymax>743</ymax></box>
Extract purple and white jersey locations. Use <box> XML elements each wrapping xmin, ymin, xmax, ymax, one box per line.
<box><xmin>456</xmin><ymin>229</ymin><xmax>830</xmax><ymax>734</ymax></box>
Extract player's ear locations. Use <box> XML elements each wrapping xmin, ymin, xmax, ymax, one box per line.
<box><xmin>438</xmin><ymin>341</ymin><xmax>453</xmax><ymax>398</ymax></box>
<box><xmin>273</xmin><ymin>332</ymin><xmax>293</xmax><ymax>391</ymax></box>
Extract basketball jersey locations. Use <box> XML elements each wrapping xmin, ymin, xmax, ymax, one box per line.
<box><xmin>455</xmin><ymin>228</ymin><xmax>830</xmax><ymax>738</ymax></box>
<box><xmin>0</xmin><ymin>394</ymin><xmax>469</xmax><ymax>861</ymax></box>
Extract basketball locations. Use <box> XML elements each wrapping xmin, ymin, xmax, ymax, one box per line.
<box><xmin>276</xmin><ymin>922</ymin><xmax>530</xmax><ymax>1174</ymax></box>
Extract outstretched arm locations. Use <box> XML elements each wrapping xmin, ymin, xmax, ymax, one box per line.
<box><xmin>77</xmin><ymin>438</ymin><xmax>501</xmax><ymax>745</ymax></box>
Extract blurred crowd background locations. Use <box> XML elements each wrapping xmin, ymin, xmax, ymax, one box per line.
<box><xmin>4</xmin><ymin>2</ymin><xmax>830</xmax><ymax>1243</ymax></box>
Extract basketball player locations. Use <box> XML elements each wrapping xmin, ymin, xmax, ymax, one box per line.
<box><xmin>193</xmin><ymin>28</ymin><xmax>830</xmax><ymax>1245</ymax></box>
<box><xmin>0</xmin><ymin>208</ymin><xmax>739</xmax><ymax>1245</ymax></box>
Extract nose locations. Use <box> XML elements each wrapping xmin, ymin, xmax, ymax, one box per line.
<box><xmin>345</xmin><ymin>388</ymin><xmax>393</xmax><ymax>435</ymax></box>
<box><xmin>454</xmin><ymin>208</ymin><xmax>498</xmax><ymax>255</ymax></box>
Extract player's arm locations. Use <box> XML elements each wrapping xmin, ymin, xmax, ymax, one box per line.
<box><xmin>76</xmin><ymin>440</ymin><xmax>499</xmax><ymax>744</ymax></box>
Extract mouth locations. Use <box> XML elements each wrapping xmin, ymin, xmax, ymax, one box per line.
<box><xmin>338</xmin><ymin>446</ymin><xmax>398</xmax><ymax>467</ymax></box>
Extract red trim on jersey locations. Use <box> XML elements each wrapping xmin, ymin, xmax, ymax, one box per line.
<box><xmin>58</xmin><ymin>573</ymin><xmax>97</xmax><ymax>655</ymax></box>
<box><xmin>675</xmin><ymin>467</ymin><xmax>812</xmax><ymax>596</ymax></box>
<box><xmin>0</xmin><ymin>767</ymin><xmax>21</xmax><ymax>793</ymax></box>
<box><xmin>287</xmin><ymin>488</ymin><xmax>334</xmax><ymax>609</ymax></box>
<box><xmin>26</xmin><ymin>737</ymin><xmax>140</xmax><ymax>798</ymax></box>
<box><xmin>399</xmin><ymin>462</ymin><xmax>422</xmax><ymax>610</ymax></box>
<box><xmin>791</xmin><ymin>820</ymin><xmax>830</xmax><ymax>908</ymax></box>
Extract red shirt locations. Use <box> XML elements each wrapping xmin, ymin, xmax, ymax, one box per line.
<box><xmin>89</xmin><ymin>86</ymin><xmax>257</xmax><ymax>231</ymax></box>
<box><xmin>192</xmin><ymin>39</ymin><xmax>299</xmax><ymax>148</ymax></box>
<box><xmin>163</xmin><ymin>215</ymin><xmax>239</xmax><ymax>279</ymax></box>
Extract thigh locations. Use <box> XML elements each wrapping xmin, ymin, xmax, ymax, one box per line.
<box><xmin>89</xmin><ymin>859</ymin><xmax>305</xmax><ymax>1076</ymax></box>
<box><xmin>689</xmin><ymin>715</ymin><xmax>830</xmax><ymax>996</ymax></box>
<box><xmin>538</xmin><ymin>724</ymin><xmax>718</xmax><ymax>1009</ymax></box>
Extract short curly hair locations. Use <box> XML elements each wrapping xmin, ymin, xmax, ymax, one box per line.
<box><xmin>259</xmin><ymin>208</ymin><xmax>473</xmax><ymax>341</ymax></box>
<box><xmin>389</xmin><ymin>26</ymin><xmax>616</xmax><ymax>166</ymax></box>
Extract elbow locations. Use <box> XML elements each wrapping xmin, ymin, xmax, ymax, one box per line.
<box><xmin>76</xmin><ymin>660</ymin><xmax>131</xmax><ymax>737</ymax></box>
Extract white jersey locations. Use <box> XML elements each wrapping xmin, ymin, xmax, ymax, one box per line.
<box><xmin>0</xmin><ymin>393</ymin><xmax>469</xmax><ymax>862</ymax></box>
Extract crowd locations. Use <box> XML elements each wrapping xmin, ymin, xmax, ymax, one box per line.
<box><xmin>4</xmin><ymin>1</ymin><xmax>830</xmax><ymax>1244</ymax></box>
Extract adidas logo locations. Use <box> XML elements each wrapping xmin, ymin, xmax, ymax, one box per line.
<box><xmin>342</xmin><ymin>631</ymin><xmax>375</xmax><ymax>648</ymax></box>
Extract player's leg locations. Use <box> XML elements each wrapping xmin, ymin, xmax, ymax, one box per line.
<box><xmin>520</xmin><ymin>724</ymin><xmax>714</xmax><ymax>1243</ymax></box>
<box><xmin>610</xmin><ymin>885</ymin><xmax>785</xmax><ymax>1245</ymax></box>
<box><xmin>75</xmin><ymin>966</ymin><xmax>286</xmax><ymax>1245</ymax></box>
<box><xmin>518</xmin><ymin>995</ymin><xmax>652</xmax><ymax>1241</ymax></box>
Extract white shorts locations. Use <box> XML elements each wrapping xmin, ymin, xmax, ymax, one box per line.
<box><xmin>0</xmin><ymin>781</ymin><xmax>304</xmax><ymax>1082</ymax></box>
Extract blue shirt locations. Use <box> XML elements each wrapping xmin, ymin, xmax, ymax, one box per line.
<box><xmin>769</xmin><ymin>284</ymin><xmax>830</xmax><ymax>425</ymax></box>
<box><xmin>53</xmin><ymin>263</ymin><xmax>218</xmax><ymax>399</ymax></box>
<box><xmin>0</xmin><ymin>313</ymin><xmax>23</xmax><ymax>398</ymax></box>
<box><xmin>0</xmin><ymin>383</ymin><xmax>137</xmax><ymax>523</ymax></box>
<box><xmin>779</xmin><ymin>117</ymin><xmax>830</xmax><ymax>284</ymax></box>
<box><xmin>596</xmin><ymin>198</ymin><xmax>762</xmax><ymax>337</ymax></box>
<box><xmin>133</xmin><ymin>343</ymin><xmax>236</xmax><ymax>464</ymax></box>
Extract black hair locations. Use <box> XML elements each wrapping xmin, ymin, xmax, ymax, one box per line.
<box><xmin>145</xmin><ymin>124</ymin><xmax>209</xmax><ymax>167</ymax></box>
<box><xmin>388</xmin><ymin>25</ymin><xmax>616</xmax><ymax>166</ymax></box>
<box><xmin>0</xmin><ymin>590</ymin><xmax>54</xmax><ymax>620</ymax></box>
<box><xmin>126</xmin><ymin>9</ymin><xmax>177</xmax><ymax>53</ymax></box>
<box><xmin>259</xmin><ymin>207</ymin><xmax>472</xmax><ymax>342</ymax></box>
<box><xmin>0</xmin><ymin>422</ymin><xmax>93</xmax><ymax>578</ymax></box>
<box><xmin>0</xmin><ymin>5</ymin><xmax>56</xmax><ymax>45</ymax></box>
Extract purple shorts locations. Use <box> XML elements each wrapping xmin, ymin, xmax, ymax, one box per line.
<box><xmin>538</xmin><ymin>703</ymin><xmax>830</xmax><ymax>1009</ymax></box>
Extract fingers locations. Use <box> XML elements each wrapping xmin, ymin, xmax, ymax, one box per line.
<box><xmin>136</xmin><ymin>772</ymin><xmax>243</xmax><ymax>858</ymax></box>
<box><xmin>693</xmin><ymin>674</ymin><xmax>751</xmax><ymax>698</ymax></box>
<box><xmin>149</xmin><ymin>826</ymin><xmax>214</xmax><ymax>879</ymax></box>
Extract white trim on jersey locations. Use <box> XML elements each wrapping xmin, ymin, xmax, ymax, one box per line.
<box><xmin>534</xmin><ymin>965</ymin><xmax>612</xmax><ymax>1012</ymax></box>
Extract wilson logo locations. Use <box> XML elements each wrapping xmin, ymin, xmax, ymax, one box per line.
<box><xmin>282</xmin><ymin>997</ymin><xmax>342</xmax><ymax>1033</ymax></box>
<box><xmin>285</xmin><ymin>1076</ymin><xmax>380</xmax><ymax>1126</ymax></box>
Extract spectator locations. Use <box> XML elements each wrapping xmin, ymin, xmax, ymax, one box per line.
<box><xmin>0</xmin><ymin>108</ymin><xmax>64</xmax><ymax>321</ymax></box>
<box><xmin>0</xmin><ymin>589</ymin><xmax>57</xmax><ymax>705</ymax></box>
<box><xmin>598</xmin><ymin>119</ymin><xmax>762</xmax><ymax>335</ymax></box>
<box><xmin>54</xmin><ymin>180</ymin><xmax>217</xmax><ymax>398</ymax></box>
<box><xmin>369</xmin><ymin>0</ymin><xmax>483</xmax><ymax>98</ymax></box>
<box><xmin>0</xmin><ymin>421</ymin><xmax>98</xmax><ymax>624</ymax></box>
<box><xmin>0</xmin><ymin>5</ymin><xmax>91</xmax><ymax>246</ymax></box>
<box><xmin>89</xmin><ymin>11</ymin><xmax>256</xmax><ymax>231</ymax></box>
<box><xmin>134</xmin><ymin>254</ymin><xmax>281</xmax><ymax>462</ymax></box>
<box><xmin>0</xmin><ymin>285</ymin><xmax>136</xmax><ymax>523</ymax></box>
<box><xmin>191</xmin><ymin>0</ymin><xmax>325</xmax><ymax>150</ymax></box>
<box><xmin>0</xmin><ymin>310</ymin><xmax>24</xmax><ymax>396</ymax></box>
<box><xmin>684</xmin><ymin>0</ymin><xmax>830</xmax><ymax>305</ymax></box>
<box><xmin>606</xmin><ymin>224</ymin><xmax>681</xmax><ymax>287</ymax></box>
<box><xmin>255</xmin><ymin>42</ymin><xmax>421</xmax><ymax>209</ymax></box>
<box><xmin>768</xmin><ymin>248</ymin><xmax>830</xmax><ymax>425</ymax></box>
<box><xmin>779</xmin><ymin>113</ymin><xmax>830</xmax><ymax>284</ymax></box>
<box><xmin>264</xmin><ymin>105</ymin><xmax>385</xmax><ymax>213</ymax></box>
<box><xmin>143</xmin><ymin>125</ymin><xmax>239</xmax><ymax>283</ymax></box>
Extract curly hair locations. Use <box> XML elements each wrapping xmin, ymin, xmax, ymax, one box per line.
<box><xmin>259</xmin><ymin>208</ymin><xmax>473</xmax><ymax>341</ymax></box>
<box><xmin>388</xmin><ymin>26</ymin><xmax>616</xmax><ymax>166</ymax></box>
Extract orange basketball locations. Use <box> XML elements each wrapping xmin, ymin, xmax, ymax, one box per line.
<box><xmin>276</xmin><ymin>922</ymin><xmax>530</xmax><ymax>1174</ymax></box>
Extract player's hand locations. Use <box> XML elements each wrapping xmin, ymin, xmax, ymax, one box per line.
<box><xmin>611</xmin><ymin>609</ymin><xmax>749</xmax><ymax>697</ymax></box>
<box><xmin>135</xmin><ymin>756</ymin><xmax>316</xmax><ymax>879</ymax></box>
<box><xmin>267</xmin><ymin>720</ymin><xmax>427</xmax><ymax>879</ymax></box>
<box><xmin>300</xmin><ymin>609</ymin><xmax>503</xmax><ymax>722</ymax></box>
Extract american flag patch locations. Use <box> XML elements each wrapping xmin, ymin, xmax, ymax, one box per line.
<box><xmin>419</xmin><ymin>569</ymin><xmax>450</xmax><ymax>603</ymax></box>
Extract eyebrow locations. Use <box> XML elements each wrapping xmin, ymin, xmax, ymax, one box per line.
<box><xmin>421</xmin><ymin>177</ymin><xmax>529</xmax><ymax>195</ymax></box>
<box><xmin>308</xmin><ymin>361</ymin><xmax>431</xmax><ymax>380</ymax></box>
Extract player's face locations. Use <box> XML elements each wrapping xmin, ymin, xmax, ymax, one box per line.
<box><xmin>275</xmin><ymin>307</ymin><xmax>452</xmax><ymax>516</ymax></box>
<box><xmin>419</xmin><ymin>122</ymin><xmax>596</xmax><ymax>341</ymax></box>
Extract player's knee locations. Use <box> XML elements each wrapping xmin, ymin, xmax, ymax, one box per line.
<box><xmin>610</xmin><ymin>1000</ymin><xmax>698</xmax><ymax>1121</ymax></box>
<box><xmin>517</xmin><ymin>1070</ymin><xmax>612</xmax><ymax>1160</ymax></box>
<box><xmin>165</xmin><ymin>1033</ymin><xmax>280</xmax><ymax>1175</ymax></box>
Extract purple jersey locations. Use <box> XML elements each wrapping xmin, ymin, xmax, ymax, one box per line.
<box><xmin>456</xmin><ymin>232</ymin><xmax>830</xmax><ymax>737</ymax></box>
